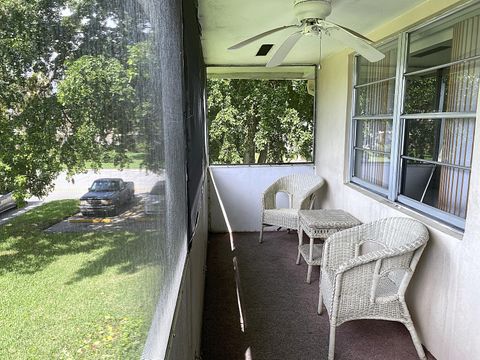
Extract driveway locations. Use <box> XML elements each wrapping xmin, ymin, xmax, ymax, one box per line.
<box><xmin>46</xmin><ymin>193</ymin><xmax>164</xmax><ymax>233</ymax></box>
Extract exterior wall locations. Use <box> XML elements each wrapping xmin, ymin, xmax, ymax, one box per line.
<box><xmin>209</xmin><ymin>165</ymin><xmax>315</xmax><ymax>232</ymax></box>
<box><xmin>166</xmin><ymin>183</ymin><xmax>208</xmax><ymax>360</ymax></box>
<box><xmin>314</xmin><ymin>1</ymin><xmax>480</xmax><ymax>359</ymax></box>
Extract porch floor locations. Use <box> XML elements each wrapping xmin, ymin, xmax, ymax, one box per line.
<box><xmin>201</xmin><ymin>231</ymin><xmax>435</xmax><ymax>360</ymax></box>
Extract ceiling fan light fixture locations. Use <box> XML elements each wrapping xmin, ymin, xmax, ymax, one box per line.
<box><xmin>294</xmin><ymin>0</ymin><xmax>332</xmax><ymax>22</ymax></box>
<box><xmin>228</xmin><ymin>0</ymin><xmax>385</xmax><ymax>67</ymax></box>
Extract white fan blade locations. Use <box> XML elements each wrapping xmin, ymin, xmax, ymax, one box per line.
<box><xmin>228</xmin><ymin>25</ymin><xmax>299</xmax><ymax>50</ymax></box>
<box><xmin>335</xmin><ymin>24</ymin><xmax>373</xmax><ymax>43</ymax></box>
<box><xmin>326</xmin><ymin>22</ymin><xmax>385</xmax><ymax>62</ymax></box>
<box><xmin>266</xmin><ymin>30</ymin><xmax>303</xmax><ymax>67</ymax></box>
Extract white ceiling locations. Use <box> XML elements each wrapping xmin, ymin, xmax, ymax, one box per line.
<box><xmin>198</xmin><ymin>0</ymin><xmax>426</xmax><ymax>67</ymax></box>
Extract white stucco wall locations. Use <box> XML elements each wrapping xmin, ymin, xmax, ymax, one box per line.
<box><xmin>209</xmin><ymin>165</ymin><xmax>315</xmax><ymax>232</ymax></box>
<box><xmin>314</xmin><ymin>1</ymin><xmax>480</xmax><ymax>359</ymax></box>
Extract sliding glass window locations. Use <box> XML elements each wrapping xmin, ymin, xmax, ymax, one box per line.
<box><xmin>399</xmin><ymin>7</ymin><xmax>480</xmax><ymax>228</ymax></box>
<box><xmin>350</xmin><ymin>4</ymin><xmax>480</xmax><ymax>230</ymax></box>
<box><xmin>351</xmin><ymin>42</ymin><xmax>397</xmax><ymax>194</ymax></box>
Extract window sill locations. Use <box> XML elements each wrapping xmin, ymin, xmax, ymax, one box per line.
<box><xmin>345</xmin><ymin>182</ymin><xmax>464</xmax><ymax>240</ymax></box>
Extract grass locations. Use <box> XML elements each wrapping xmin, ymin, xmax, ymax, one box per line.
<box><xmin>86</xmin><ymin>152</ymin><xmax>145</xmax><ymax>170</ymax></box>
<box><xmin>0</xmin><ymin>200</ymin><xmax>163</xmax><ymax>359</ymax></box>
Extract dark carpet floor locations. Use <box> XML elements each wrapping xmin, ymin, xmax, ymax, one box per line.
<box><xmin>201</xmin><ymin>231</ymin><xmax>436</xmax><ymax>360</ymax></box>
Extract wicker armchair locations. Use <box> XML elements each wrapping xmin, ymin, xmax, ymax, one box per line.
<box><xmin>259</xmin><ymin>173</ymin><xmax>325</xmax><ymax>243</ymax></box>
<box><xmin>318</xmin><ymin>217</ymin><xmax>429</xmax><ymax>360</ymax></box>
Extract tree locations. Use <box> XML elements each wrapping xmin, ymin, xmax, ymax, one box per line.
<box><xmin>404</xmin><ymin>73</ymin><xmax>443</xmax><ymax>160</ymax></box>
<box><xmin>57</xmin><ymin>55</ymin><xmax>137</xmax><ymax>173</ymax></box>
<box><xmin>207</xmin><ymin>79</ymin><xmax>314</xmax><ymax>164</ymax></box>
<box><xmin>0</xmin><ymin>0</ymin><xmax>157</xmax><ymax>200</ymax></box>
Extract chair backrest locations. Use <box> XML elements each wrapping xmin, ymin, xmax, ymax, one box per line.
<box><xmin>273</xmin><ymin>173</ymin><xmax>325</xmax><ymax>209</ymax></box>
<box><xmin>329</xmin><ymin>217</ymin><xmax>428</xmax><ymax>303</ymax></box>
<box><xmin>359</xmin><ymin>218</ymin><xmax>429</xmax><ymax>298</ymax></box>
<box><xmin>361</xmin><ymin>217</ymin><xmax>429</xmax><ymax>250</ymax></box>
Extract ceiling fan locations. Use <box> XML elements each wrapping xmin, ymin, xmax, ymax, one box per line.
<box><xmin>228</xmin><ymin>0</ymin><xmax>385</xmax><ymax>67</ymax></box>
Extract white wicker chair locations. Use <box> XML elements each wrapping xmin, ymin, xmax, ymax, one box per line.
<box><xmin>318</xmin><ymin>217</ymin><xmax>429</xmax><ymax>360</ymax></box>
<box><xmin>259</xmin><ymin>173</ymin><xmax>325</xmax><ymax>243</ymax></box>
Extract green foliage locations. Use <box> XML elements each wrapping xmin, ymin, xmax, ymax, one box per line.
<box><xmin>85</xmin><ymin>151</ymin><xmax>146</xmax><ymax>169</ymax></box>
<box><xmin>57</xmin><ymin>55</ymin><xmax>137</xmax><ymax>173</ymax></box>
<box><xmin>0</xmin><ymin>0</ymin><xmax>157</xmax><ymax>201</ymax></box>
<box><xmin>0</xmin><ymin>200</ymin><xmax>80</xmax><ymax>238</ymax></box>
<box><xmin>0</xmin><ymin>200</ymin><xmax>162</xmax><ymax>358</ymax></box>
<box><xmin>207</xmin><ymin>79</ymin><xmax>314</xmax><ymax>164</ymax></box>
<box><xmin>404</xmin><ymin>73</ymin><xmax>443</xmax><ymax>160</ymax></box>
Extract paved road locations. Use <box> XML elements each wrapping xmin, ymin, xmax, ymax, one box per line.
<box><xmin>0</xmin><ymin>201</ymin><xmax>43</xmax><ymax>226</ymax></box>
<box><xmin>0</xmin><ymin>169</ymin><xmax>164</xmax><ymax>225</ymax></box>
<box><xmin>31</xmin><ymin>169</ymin><xmax>164</xmax><ymax>202</ymax></box>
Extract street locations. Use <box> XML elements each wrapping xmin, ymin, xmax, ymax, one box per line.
<box><xmin>0</xmin><ymin>169</ymin><xmax>164</xmax><ymax>225</ymax></box>
<box><xmin>31</xmin><ymin>169</ymin><xmax>164</xmax><ymax>202</ymax></box>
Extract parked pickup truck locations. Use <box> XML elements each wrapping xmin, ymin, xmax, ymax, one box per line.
<box><xmin>80</xmin><ymin>178</ymin><xmax>134</xmax><ymax>216</ymax></box>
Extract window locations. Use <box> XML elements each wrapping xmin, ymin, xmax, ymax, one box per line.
<box><xmin>350</xmin><ymin>4</ymin><xmax>480</xmax><ymax>229</ymax></box>
<box><xmin>352</xmin><ymin>42</ymin><xmax>397</xmax><ymax>193</ymax></box>
<box><xmin>207</xmin><ymin>70</ymin><xmax>315</xmax><ymax>165</ymax></box>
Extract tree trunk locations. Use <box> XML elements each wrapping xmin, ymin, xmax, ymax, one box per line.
<box><xmin>257</xmin><ymin>148</ymin><xmax>268</xmax><ymax>163</ymax></box>
<box><xmin>243</xmin><ymin>116</ymin><xmax>258</xmax><ymax>163</ymax></box>
<box><xmin>243</xmin><ymin>141</ymin><xmax>255</xmax><ymax>163</ymax></box>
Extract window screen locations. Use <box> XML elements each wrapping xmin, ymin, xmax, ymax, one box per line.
<box><xmin>0</xmin><ymin>0</ymin><xmax>189</xmax><ymax>359</ymax></box>
<box><xmin>207</xmin><ymin>78</ymin><xmax>315</xmax><ymax>165</ymax></box>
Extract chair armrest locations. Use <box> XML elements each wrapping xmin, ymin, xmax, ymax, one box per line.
<box><xmin>335</xmin><ymin>240</ymin><xmax>424</xmax><ymax>275</ymax></box>
<box><xmin>299</xmin><ymin>178</ymin><xmax>325</xmax><ymax>209</ymax></box>
<box><xmin>333</xmin><ymin>248</ymin><xmax>418</xmax><ymax>303</ymax></box>
<box><xmin>262</xmin><ymin>182</ymin><xmax>279</xmax><ymax>210</ymax></box>
<box><xmin>323</xmin><ymin>220</ymin><xmax>425</xmax><ymax>273</ymax></box>
<box><xmin>322</xmin><ymin>226</ymin><xmax>364</xmax><ymax>271</ymax></box>
<box><xmin>336</xmin><ymin>249</ymin><xmax>396</xmax><ymax>274</ymax></box>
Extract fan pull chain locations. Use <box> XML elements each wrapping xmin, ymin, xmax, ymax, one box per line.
<box><xmin>318</xmin><ymin>32</ymin><xmax>322</xmax><ymax>70</ymax></box>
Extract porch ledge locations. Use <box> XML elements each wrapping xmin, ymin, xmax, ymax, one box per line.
<box><xmin>209</xmin><ymin>163</ymin><xmax>314</xmax><ymax>168</ymax></box>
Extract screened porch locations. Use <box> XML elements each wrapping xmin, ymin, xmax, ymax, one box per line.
<box><xmin>180</xmin><ymin>1</ymin><xmax>480</xmax><ymax>359</ymax></box>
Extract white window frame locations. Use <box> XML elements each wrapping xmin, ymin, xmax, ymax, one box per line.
<box><xmin>348</xmin><ymin>3</ymin><xmax>480</xmax><ymax>230</ymax></box>
<box><xmin>206</xmin><ymin>66</ymin><xmax>317</xmax><ymax>166</ymax></box>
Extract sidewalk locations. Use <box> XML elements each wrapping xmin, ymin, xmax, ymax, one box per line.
<box><xmin>0</xmin><ymin>201</ymin><xmax>43</xmax><ymax>226</ymax></box>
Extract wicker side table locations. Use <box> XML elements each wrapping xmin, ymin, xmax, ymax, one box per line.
<box><xmin>297</xmin><ymin>209</ymin><xmax>361</xmax><ymax>283</ymax></box>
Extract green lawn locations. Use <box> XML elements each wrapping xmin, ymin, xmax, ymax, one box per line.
<box><xmin>86</xmin><ymin>152</ymin><xmax>145</xmax><ymax>170</ymax></box>
<box><xmin>0</xmin><ymin>200</ymin><xmax>163</xmax><ymax>359</ymax></box>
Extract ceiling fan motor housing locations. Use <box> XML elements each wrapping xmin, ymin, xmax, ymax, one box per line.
<box><xmin>294</xmin><ymin>0</ymin><xmax>332</xmax><ymax>22</ymax></box>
